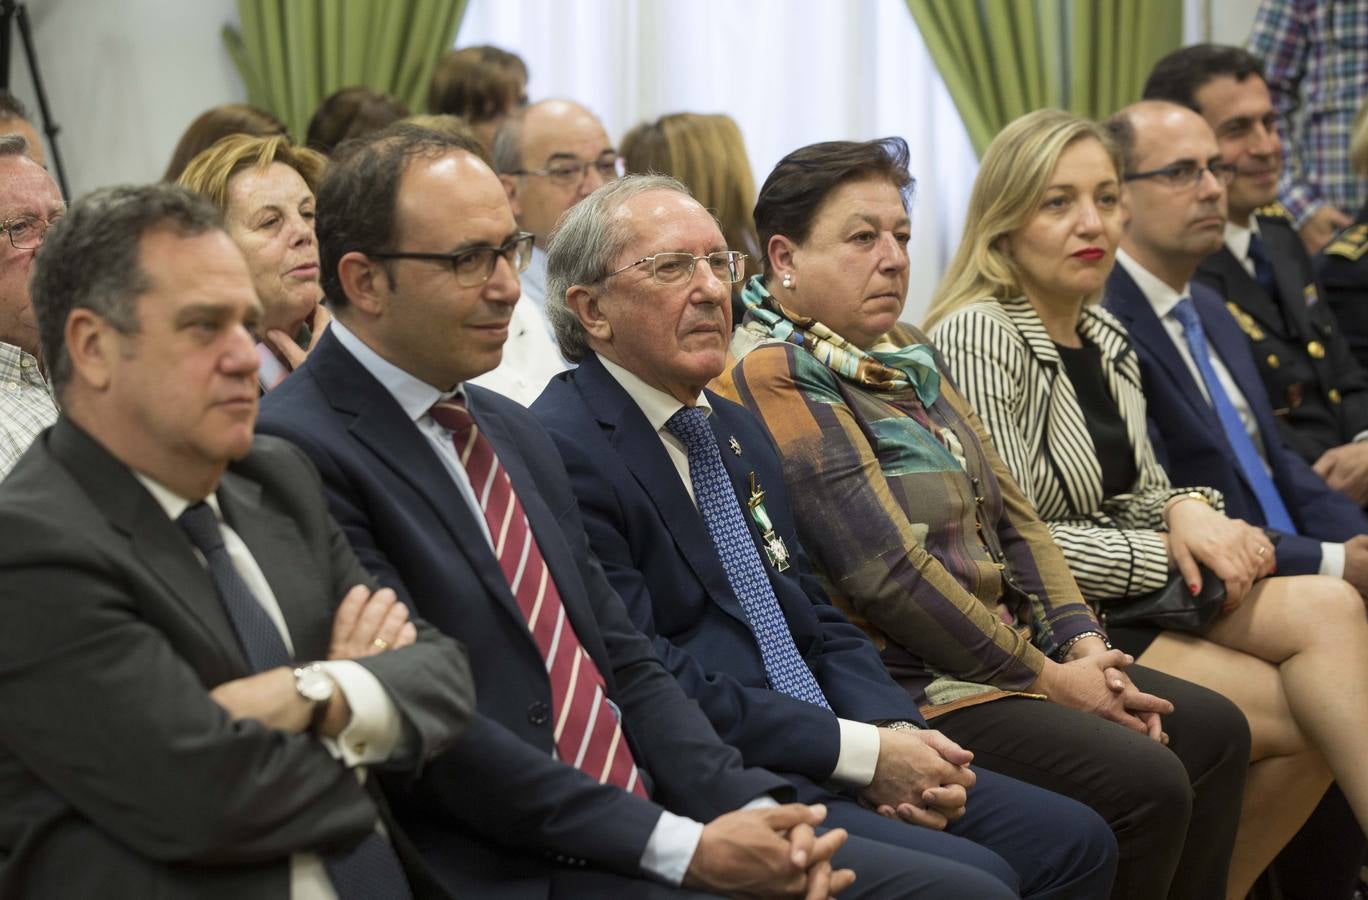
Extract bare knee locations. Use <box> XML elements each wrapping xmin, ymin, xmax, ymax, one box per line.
<box><xmin>1296</xmin><ymin>576</ymin><xmax>1366</xmax><ymax>638</ymax></box>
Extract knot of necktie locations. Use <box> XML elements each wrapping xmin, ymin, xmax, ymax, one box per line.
<box><xmin>177</xmin><ymin>501</ymin><xmax>226</xmax><ymax>554</ymax></box>
<box><xmin>664</xmin><ymin>405</ymin><xmax>711</xmax><ymax>451</ymax></box>
<box><xmin>429</xmin><ymin>398</ymin><xmax>474</xmax><ymax>435</ymax></box>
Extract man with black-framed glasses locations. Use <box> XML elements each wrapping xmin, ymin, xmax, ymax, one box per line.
<box><xmin>0</xmin><ymin>133</ymin><xmax>60</xmax><ymax>478</ymax></box>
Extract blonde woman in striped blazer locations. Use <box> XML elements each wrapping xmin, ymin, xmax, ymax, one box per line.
<box><xmin>927</xmin><ymin>108</ymin><xmax>1368</xmax><ymax>899</ymax></box>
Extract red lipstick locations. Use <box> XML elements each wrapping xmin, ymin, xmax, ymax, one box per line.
<box><xmin>1071</xmin><ymin>248</ymin><xmax>1105</xmax><ymax>261</ymax></box>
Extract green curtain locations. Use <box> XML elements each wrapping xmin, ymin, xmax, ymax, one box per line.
<box><xmin>223</xmin><ymin>0</ymin><xmax>469</xmax><ymax>141</ymax></box>
<box><xmin>907</xmin><ymin>0</ymin><xmax>1183</xmax><ymax>156</ymax></box>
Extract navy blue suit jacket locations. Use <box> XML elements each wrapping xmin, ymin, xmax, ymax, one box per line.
<box><xmin>257</xmin><ymin>330</ymin><xmax>787</xmax><ymax>898</ymax></box>
<box><xmin>532</xmin><ymin>354</ymin><xmax>923</xmax><ymax>785</ymax></box>
<box><xmin>1105</xmin><ymin>266</ymin><xmax>1368</xmax><ymax>574</ymax></box>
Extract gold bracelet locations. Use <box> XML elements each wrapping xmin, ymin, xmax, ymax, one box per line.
<box><xmin>1163</xmin><ymin>490</ymin><xmax>1210</xmax><ymax>524</ymax></box>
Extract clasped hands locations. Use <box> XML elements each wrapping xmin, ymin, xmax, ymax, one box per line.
<box><xmin>686</xmin><ymin>803</ymin><xmax>856</xmax><ymax>899</ymax></box>
<box><xmin>208</xmin><ymin>584</ymin><xmax>414</xmax><ymax>735</ymax></box>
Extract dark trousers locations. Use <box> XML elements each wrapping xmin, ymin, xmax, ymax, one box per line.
<box><xmin>791</xmin><ymin>766</ymin><xmax>1119</xmax><ymax>900</ymax></box>
<box><xmin>934</xmin><ymin>665</ymin><xmax>1249</xmax><ymax>900</ymax></box>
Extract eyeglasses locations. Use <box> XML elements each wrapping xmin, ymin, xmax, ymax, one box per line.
<box><xmin>509</xmin><ymin>156</ymin><xmax>624</xmax><ymax>188</ymax></box>
<box><xmin>604</xmin><ymin>251</ymin><xmax>748</xmax><ymax>285</ymax></box>
<box><xmin>1</xmin><ymin>213</ymin><xmax>62</xmax><ymax>250</ymax></box>
<box><xmin>367</xmin><ymin>232</ymin><xmax>535</xmax><ymax>287</ymax></box>
<box><xmin>1123</xmin><ymin>161</ymin><xmax>1237</xmax><ymax>189</ymax></box>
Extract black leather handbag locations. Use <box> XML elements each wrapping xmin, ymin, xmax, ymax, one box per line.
<box><xmin>1100</xmin><ymin>565</ymin><xmax>1226</xmax><ymax>633</ymax></box>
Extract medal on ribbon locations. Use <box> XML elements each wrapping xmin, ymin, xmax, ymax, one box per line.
<box><xmin>747</xmin><ymin>472</ymin><xmax>791</xmax><ymax>572</ymax></box>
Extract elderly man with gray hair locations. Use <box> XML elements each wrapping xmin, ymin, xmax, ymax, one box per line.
<box><xmin>530</xmin><ymin>174</ymin><xmax>1120</xmax><ymax>900</ymax></box>
<box><xmin>0</xmin><ymin>133</ymin><xmax>61</xmax><ymax>477</ymax></box>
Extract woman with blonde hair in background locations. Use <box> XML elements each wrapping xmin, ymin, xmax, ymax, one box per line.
<box><xmin>178</xmin><ymin>134</ymin><xmax>328</xmax><ymax>392</ymax></box>
<box><xmin>926</xmin><ymin>108</ymin><xmax>1368</xmax><ymax>899</ymax></box>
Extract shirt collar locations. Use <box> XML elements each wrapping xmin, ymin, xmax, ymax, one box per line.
<box><xmin>597</xmin><ymin>353</ymin><xmax>712</xmax><ymax>432</ymax></box>
<box><xmin>134</xmin><ymin>471</ymin><xmax>223</xmax><ymax>522</ymax></box>
<box><xmin>1115</xmin><ymin>247</ymin><xmax>1192</xmax><ymax>319</ymax></box>
<box><xmin>1224</xmin><ymin>216</ymin><xmax>1261</xmax><ymax>261</ymax></box>
<box><xmin>0</xmin><ymin>340</ymin><xmax>49</xmax><ymax>387</ymax></box>
<box><xmin>521</xmin><ymin>246</ymin><xmax>548</xmax><ymax>311</ymax></box>
<box><xmin>329</xmin><ymin>317</ymin><xmax>462</xmax><ymax>422</ymax></box>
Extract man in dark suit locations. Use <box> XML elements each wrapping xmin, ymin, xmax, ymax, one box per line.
<box><xmin>1144</xmin><ymin>44</ymin><xmax>1368</xmax><ymax>506</ymax></box>
<box><xmin>1103</xmin><ymin>101</ymin><xmax>1368</xmax><ymax>584</ymax></box>
<box><xmin>530</xmin><ymin>174</ymin><xmax>1120</xmax><ymax>899</ymax></box>
<box><xmin>0</xmin><ymin>183</ymin><xmax>476</xmax><ymax>898</ymax></box>
<box><xmin>1104</xmin><ymin>100</ymin><xmax>1368</xmax><ymax>900</ymax></box>
<box><xmin>255</xmin><ymin>124</ymin><xmax>978</xmax><ymax>899</ymax></box>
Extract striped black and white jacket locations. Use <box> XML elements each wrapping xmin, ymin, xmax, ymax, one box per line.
<box><xmin>930</xmin><ymin>297</ymin><xmax>1222</xmax><ymax>602</ymax></box>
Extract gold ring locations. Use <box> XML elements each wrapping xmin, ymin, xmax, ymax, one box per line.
<box><xmin>372</xmin><ymin>637</ymin><xmax>389</xmax><ymax>650</ymax></box>
<box><xmin>1256</xmin><ymin>547</ymin><xmax>1267</xmax><ymax>557</ymax></box>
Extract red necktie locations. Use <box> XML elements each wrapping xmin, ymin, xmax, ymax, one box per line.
<box><xmin>429</xmin><ymin>399</ymin><xmax>647</xmax><ymax>797</ymax></box>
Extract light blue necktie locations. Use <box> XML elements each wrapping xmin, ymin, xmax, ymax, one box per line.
<box><xmin>665</xmin><ymin>407</ymin><xmax>830</xmax><ymax>709</ymax></box>
<box><xmin>1169</xmin><ymin>298</ymin><xmax>1297</xmax><ymax>534</ymax></box>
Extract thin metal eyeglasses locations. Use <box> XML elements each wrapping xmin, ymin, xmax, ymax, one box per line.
<box><xmin>509</xmin><ymin>156</ymin><xmax>625</xmax><ymax>188</ymax></box>
<box><xmin>1123</xmin><ymin>161</ymin><xmax>1237</xmax><ymax>189</ymax></box>
<box><xmin>367</xmin><ymin>232</ymin><xmax>535</xmax><ymax>287</ymax></box>
<box><xmin>603</xmin><ymin>251</ymin><xmax>748</xmax><ymax>285</ymax></box>
<box><xmin>1</xmin><ymin>213</ymin><xmax>63</xmax><ymax>250</ymax></box>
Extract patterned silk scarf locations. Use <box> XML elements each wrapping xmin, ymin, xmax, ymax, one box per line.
<box><xmin>737</xmin><ymin>275</ymin><xmax>941</xmax><ymax>407</ymax></box>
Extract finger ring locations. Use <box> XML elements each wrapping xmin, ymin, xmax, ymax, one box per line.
<box><xmin>372</xmin><ymin>637</ymin><xmax>389</xmax><ymax>650</ymax></box>
<box><xmin>1257</xmin><ymin>547</ymin><xmax>1267</xmax><ymax>557</ymax></box>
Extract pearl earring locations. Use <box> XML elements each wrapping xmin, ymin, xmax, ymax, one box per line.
<box><xmin>781</xmin><ymin>273</ymin><xmax>794</xmax><ymax>289</ymax></box>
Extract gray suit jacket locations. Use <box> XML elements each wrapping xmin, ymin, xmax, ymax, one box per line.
<box><xmin>0</xmin><ymin>418</ymin><xmax>475</xmax><ymax>899</ymax></box>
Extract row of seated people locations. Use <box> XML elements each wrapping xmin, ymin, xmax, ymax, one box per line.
<box><xmin>0</xmin><ymin>40</ymin><xmax>1367</xmax><ymax>900</ymax></box>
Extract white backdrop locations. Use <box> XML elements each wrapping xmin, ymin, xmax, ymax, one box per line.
<box><xmin>458</xmin><ymin>0</ymin><xmax>978</xmax><ymax>323</ymax></box>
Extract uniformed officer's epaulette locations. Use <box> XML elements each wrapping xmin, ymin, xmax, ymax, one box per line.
<box><xmin>1325</xmin><ymin>223</ymin><xmax>1368</xmax><ymax>261</ymax></box>
<box><xmin>1255</xmin><ymin>201</ymin><xmax>1295</xmax><ymax>223</ymax></box>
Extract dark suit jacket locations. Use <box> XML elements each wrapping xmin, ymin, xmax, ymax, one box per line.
<box><xmin>257</xmin><ymin>329</ymin><xmax>788</xmax><ymax>898</ymax></box>
<box><xmin>1314</xmin><ymin>202</ymin><xmax>1368</xmax><ymax>373</ymax></box>
<box><xmin>1105</xmin><ymin>265</ymin><xmax>1368</xmax><ymax>574</ymax></box>
<box><xmin>1194</xmin><ymin>213</ymin><xmax>1368</xmax><ymax>462</ymax></box>
<box><xmin>0</xmin><ymin>419</ymin><xmax>474</xmax><ymax>900</ymax></box>
<box><xmin>531</xmin><ymin>354</ymin><xmax>923</xmax><ymax>784</ymax></box>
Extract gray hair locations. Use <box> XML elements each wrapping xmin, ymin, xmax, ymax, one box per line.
<box><xmin>544</xmin><ymin>173</ymin><xmax>692</xmax><ymax>362</ymax></box>
<box><xmin>32</xmin><ymin>183</ymin><xmax>224</xmax><ymax>397</ymax></box>
<box><xmin>0</xmin><ymin>133</ymin><xmax>29</xmax><ymax>158</ymax></box>
<box><xmin>491</xmin><ymin>109</ymin><xmax>525</xmax><ymax>174</ymax></box>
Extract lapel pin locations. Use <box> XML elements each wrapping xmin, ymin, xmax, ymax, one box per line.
<box><xmin>729</xmin><ymin>436</ymin><xmax>742</xmax><ymax>456</ymax></box>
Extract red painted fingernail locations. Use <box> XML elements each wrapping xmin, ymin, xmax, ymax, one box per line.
<box><xmin>1189</xmin><ymin>583</ymin><xmax>1199</xmax><ymax>596</ymax></box>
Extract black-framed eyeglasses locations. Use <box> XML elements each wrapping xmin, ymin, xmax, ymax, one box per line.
<box><xmin>509</xmin><ymin>156</ymin><xmax>625</xmax><ymax>188</ymax></box>
<box><xmin>604</xmin><ymin>251</ymin><xmax>748</xmax><ymax>285</ymax></box>
<box><xmin>1123</xmin><ymin>161</ymin><xmax>1237</xmax><ymax>189</ymax></box>
<box><xmin>367</xmin><ymin>232</ymin><xmax>535</xmax><ymax>287</ymax></box>
<box><xmin>1</xmin><ymin>212</ymin><xmax>63</xmax><ymax>250</ymax></box>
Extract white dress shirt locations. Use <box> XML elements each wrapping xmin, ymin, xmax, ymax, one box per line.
<box><xmin>329</xmin><ymin>319</ymin><xmax>714</xmax><ymax>886</ymax></box>
<box><xmin>1114</xmin><ymin>249</ymin><xmax>1342</xmax><ymax>576</ymax></box>
<box><xmin>1224</xmin><ymin>217</ymin><xmax>1261</xmax><ymax>280</ymax></box>
<box><xmin>135</xmin><ymin>473</ymin><xmax>405</xmax><ymax>900</ymax></box>
<box><xmin>598</xmin><ymin>356</ymin><xmax>884</xmax><ymax>787</ymax></box>
<box><xmin>468</xmin><ymin>292</ymin><xmax>573</xmax><ymax>406</ymax></box>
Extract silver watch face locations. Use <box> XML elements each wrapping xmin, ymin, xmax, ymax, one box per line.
<box><xmin>295</xmin><ymin>666</ymin><xmax>334</xmax><ymax>703</ymax></box>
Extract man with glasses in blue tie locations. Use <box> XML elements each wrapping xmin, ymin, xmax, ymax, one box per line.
<box><xmin>532</xmin><ymin>174</ymin><xmax>1120</xmax><ymax>900</ymax></box>
<box><xmin>470</xmin><ymin>99</ymin><xmax>624</xmax><ymax>404</ymax></box>
<box><xmin>1143</xmin><ymin>45</ymin><xmax>1368</xmax><ymax>511</ymax></box>
<box><xmin>1103</xmin><ymin>99</ymin><xmax>1368</xmax><ymax>594</ymax></box>
<box><xmin>0</xmin><ymin>181</ymin><xmax>477</xmax><ymax>898</ymax></box>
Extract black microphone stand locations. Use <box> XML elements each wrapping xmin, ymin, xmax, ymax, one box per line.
<box><xmin>1</xmin><ymin>0</ymin><xmax>70</xmax><ymax>197</ymax></box>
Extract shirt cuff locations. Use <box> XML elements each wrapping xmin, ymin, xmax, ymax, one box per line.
<box><xmin>317</xmin><ymin>659</ymin><xmax>404</xmax><ymax>766</ymax></box>
<box><xmin>830</xmin><ymin>718</ymin><xmax>881</xmax><ymax>788</ymax></box>
<box><xmin>1353</xmin><ymin>430</ymin><xmax>1368</xmax><ymax>443</ymax></box>
<box><xmin>1319</xmin><ymin>542</ymin><xmax>1345</xmax><ymax>579</ymax></box>
<box><xmin>640</xmin><ymin>810</ymin><xmax>705</xmax><ymax>886</ymax></box>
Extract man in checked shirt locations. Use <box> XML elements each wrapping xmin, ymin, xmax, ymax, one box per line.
<box><xmin>1248</xmin><ymin>0</ymin><xmax>1368</xmax><ymax>254</ymax></box>
<box><xmin>0</xmin><ymin>134</ymin><xmax>60</xmax><ymax>476</ymax></box>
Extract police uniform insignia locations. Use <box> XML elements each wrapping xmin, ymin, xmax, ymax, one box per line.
<box><xmin>1255</xmin><ymin>201</ymin><xmax>1294</xmax><ymax>222</ymax></box>
<box><xmin>1325</xmin><ymin>223</ymin><xmax>1368</xmax><ymax>261</ymax></box>
<box><xmin>1304</xmin><ymin>283</ymin><xmax>1320</xmax><ymax>306</ymax></box>
<box><xmin>1225</xmin><ymin>301</ymin><xmax>1266</xmax><ymax>341</ymax></box>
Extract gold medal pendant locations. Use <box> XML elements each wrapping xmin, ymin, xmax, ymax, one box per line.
<box><xmin>747</xmin><ymin>472</ymin><xmax>791</xmax><ymax>572</ymax></box>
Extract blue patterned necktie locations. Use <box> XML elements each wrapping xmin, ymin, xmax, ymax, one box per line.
<box><xmin>1168</xmin><ymin>300</ymin><xmax>1297</xmax><ymax>534</ymax></box>
<box><xmin>665</xmin><ymin>407</ymin><xmax>830</xmax><ymax>709</ymax></box>
<box><xmin>177</xmin><ymin>502</ymin><xmax>413</xmax><ymax>900</ymax></box>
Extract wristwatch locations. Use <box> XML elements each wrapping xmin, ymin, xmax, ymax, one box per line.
<box><xmin>293</xmin><ymin>662</ymin><xmax>335</xmax><ymax>732</ymax></box>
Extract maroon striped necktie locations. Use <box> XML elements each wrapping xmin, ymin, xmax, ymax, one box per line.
<box><xmin>429</xmin><ymin>399</ymin><xmax>647</xmax><ymax>797</ymax></box>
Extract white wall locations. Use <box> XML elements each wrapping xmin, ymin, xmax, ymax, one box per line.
<box><xmin>5</xmin><ymin>0</ymin><xmax>244</xmax><ymax>197</ymax></box>
<box><xmin>1185</xmin><ymin>0</ymin><xmax>1262</xmax><ymax>44</ymax></box>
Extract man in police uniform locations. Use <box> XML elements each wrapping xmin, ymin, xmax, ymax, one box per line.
<box><xmin>1145</xmin><ymin>44</ymin><xmax>1368</xmax><ymax>506</ymax></box>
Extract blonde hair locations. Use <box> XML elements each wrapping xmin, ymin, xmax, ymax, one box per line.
<box><xmin>1351</xmin><ymin>100</ymin><xmax>1368</xmax><ymax>178</ymax></box>
<box><xmin>923</xmin><ymin>109</ymin><xmax>1121</xmax><ymax>330</ymax></box>
<box><xmin>176</xmin><ymin>133</ymin><xmax>327</xmax><ymax>211</ymax></box>
<box><xmin>622</xmin><ymin>112</ymin><xmax>759</xmax><ymax>258</ymax></box>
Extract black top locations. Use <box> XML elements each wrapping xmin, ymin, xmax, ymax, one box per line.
<box><xmin>1055</xmin><ymin>338</ymin><xmax>1138</xmax><ymax>498</ymax></box>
